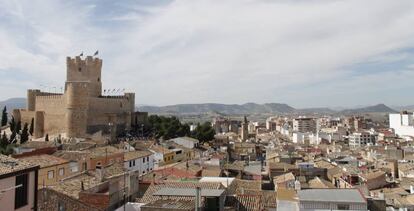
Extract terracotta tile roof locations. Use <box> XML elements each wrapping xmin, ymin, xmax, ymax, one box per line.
<box><xmin>308</xmin><ymin>177</ymin><xmax>336</xmax><ymax>189</ymax></box>
<box><xmin>18</xmin><ymin>154</ymin><xmax>69</xmax><ymax>168</ymax></box>
<box><xmin>262</xmin><ymin>191</ymin><xmax>277</xmax><ymax>208</ymax></box>
<box><xmin>142</xmin><ymin>199</ymin><xmax>197</xmax><ymax>210</ymax></box>
<box><xmin>53</xmin><ymin>150</ymin><xmax>89</xmax><ymax>162</ymax></box>
<box><xmin>89</xmin><ymin>162</ymin><xmax>125</xmax><ymax>178</ymax></box>
<box><xmin>149</xmin><ymin>145</ymin><xmax>173</xmax><ymax>154</ymax></box>
<box><xmin>137</xmin><ymin>181</ymin><xmax>223</xmax><ymax>204</ymax></box>
<box><xmin>124</xmin><ymin>150</ymin><xmax>153</xmax><ymax>161</ymax></box>
<box><xmin>50</xmin><ymin>173</ymin><xmax>101</xmax><ymax>199</ymax></box>
<box><xmin>0</xmin><ymin>154</ymin><xmax>38</xmax><ymax>175</ymax></box>
<box><xmin>234</xmin><ymin>194</ymin><xmax>264</xmax><ymax>211</ymax></box>
<box><xmin>87</xmin><ymin>146</ymin><xmax>124</xmax><ymax>159</ymax></box>
<box><xmin>274</xmin><ymin>172</ymin><xmax>295</xmax><ymax>184</ymax></box>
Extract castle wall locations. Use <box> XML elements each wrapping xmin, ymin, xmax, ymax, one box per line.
<box><xmin>86</xmin><ymin>96</ymin><xmax>134</xmax><ymax>134</ymax></box>
<box><xmin>35</xmin><ymin>95</ymin><xmax>66</xmax><ymax>136</ymax></box>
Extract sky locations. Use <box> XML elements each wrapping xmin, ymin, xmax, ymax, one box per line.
<box><xmin>1</xmin><ymin>0</ymin><xmax>414</xmax><ymax>108</ymax></box>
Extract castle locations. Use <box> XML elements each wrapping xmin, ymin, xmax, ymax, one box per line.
<box><xmin>13</xmin><ymin>56</ymin><xmax>137</xmax><ymax>138</ymax></box>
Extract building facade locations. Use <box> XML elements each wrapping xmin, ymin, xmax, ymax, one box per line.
<box><xmin>293</xmin><ymin>117</ymin><xmax>317</xmax><ymax>133</ymax></box>
<box><xmin>389</xmin><ymin>112</ymin><xmax>414</xmax><ymax>137</ymax></box>
<box><xmin>0</xmin><ymin>154</ymin><xmax>39</xmax><ymax>211</ymax></box>
<box><xmin>13</xmin><ymin>56</ymin><xmax>136</xmax><ymax>138</ymax></box>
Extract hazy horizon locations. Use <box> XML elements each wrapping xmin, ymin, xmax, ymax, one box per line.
<box><xmin>1</xmin><ymin>0</ymin><xmax>414</xmax><ymax>108</ymax></box>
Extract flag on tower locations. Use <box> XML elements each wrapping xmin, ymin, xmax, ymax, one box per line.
<box><xmin>93</xmin><ymin>50</ymin><xmax>99</xmax><ymax>56</ymax></box>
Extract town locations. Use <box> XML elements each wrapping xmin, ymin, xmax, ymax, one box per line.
<box><xmin>0</xmin><ymin>55</ymin><xmax>413</xmax><ymax>211</ymax></box>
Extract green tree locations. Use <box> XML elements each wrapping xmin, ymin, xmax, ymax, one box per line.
<box><xmin>45</xmin><ymin>134</ymin><xmax>49</xmax><ymax>142</ymax></box>
<box><xmin>192</xmin><ymin>122</ymin><xmax>215</xmax><ymax>143</ymax></box>
<box><xmin>20</xmin><ymin>123</ymin><xmax>29</xmax><ymax>144</ymax></box>
<box><xmin>16</xmin><ymin>121</ymin><xmax>22</xmax><ymax>134</ymax></box>
<box><xmin>9</xmin><ymin>131</ymin><xmax>16</xmax><ymax>143</ymax></box>
<box><xmin>29</xmin><ymin>118</ymin><xmax>34</xmax><ymax>135</ymax></box>
<box><xmin>0</xmin><ymin>131</ymin><xmax>8</xmax><ymax>149</ymax></box>
<box><xmin>1</xmin><ymin>106</ymin><xmax>7</xmax><ymax>126</ymax></box>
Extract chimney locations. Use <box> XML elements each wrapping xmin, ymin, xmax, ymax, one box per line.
<box><xmin>96</xmin><ymin>165</ymin><xmax>104</xmax><ymax>182</ymax></box>
<box><xmin>410</xmin><ymin>185</ymin><xmax>414</xmax><ymax>194</ymax></box>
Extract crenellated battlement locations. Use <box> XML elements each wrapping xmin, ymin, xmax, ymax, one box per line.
<box><xmin>19</xmin><ymin>55</ymin><xmax>135</xmax><ymax>139</ymax></box>
<box><xmin>66</xmin><ymin>56</ymin><xmax>102</xmax><ymax>69</ymax></box>
<box><xmin>66</xmin><ymin>55</ymin><xmax>103</xmax><ymax>97</ymax></box>
<box><xmin>36</xmin><ymin>94</ymin><xmax>64</xmax><ymax>99</ymax></box>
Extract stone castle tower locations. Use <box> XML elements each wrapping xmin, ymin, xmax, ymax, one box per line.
<box><xmin>14</xmin><ymin>55</ymin><xmax>137</xmax><ymax>139</ymax></box>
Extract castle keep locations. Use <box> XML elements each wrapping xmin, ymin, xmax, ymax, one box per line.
<box><xmin>13</xmin><ymin>56</ymin><xmax>135</xmax><ymax>138</ymax></box>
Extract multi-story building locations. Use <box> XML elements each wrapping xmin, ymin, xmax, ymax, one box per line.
<box><xmin>293</xmin><ymin>117</ymin><xmax>317</xmax><ymax>133</ymax></box>
<box><xmin>124</xmin><ymin>150</ymin><xmax>154</xmax><ymax>175</ymax></box>
<box><xmin>18</xmin><ymin>154</ymin><xmax>72</xmax><ymax>187</ymax></box>
<box><xmin>0</xmin><ymin>154</ymin><xmax>39</xmax><ymax>211</ymax></box>
<box><xmin>348</xmin><ymin>131</ymin><xmax>377</xmax><ymax>148</ymax></box>
<box><xmin>389</xmin><ymin>112</ymin><xmax>414</xmax><ymax>137</ymax></box>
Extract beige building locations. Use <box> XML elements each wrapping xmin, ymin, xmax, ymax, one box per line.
<box><xmin>18</xmin><ymin>154</ymin><xmax>72</xmax><ymax>187</ymax></box>
<box><xmin>13</xmin><ymin>55</ymin><xmax>137</xmax><ymax>138</ymax></box>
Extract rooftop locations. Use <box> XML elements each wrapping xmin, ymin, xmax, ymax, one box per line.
<box><xmin>124</xmin><ymin>150</ymin><xmax>153</xmax><ymax>161</ymax></box>
<box><xmin>154</xmin><ymin>187</ymin><xmax>225</xmax><ymax>197</ymax></box>
<box><xmin>0</xmin><ymin>154</ymin><xmax>38</xmax><ymax>176</ymax></box>
<box><xmin>87</xmin><ymin>146</ymin><xmax>124</xmax><ymax>159</ymax></box>
<box><xmin>298</xmin><ymin>189</ymin><xmax>366</xmax><ymax>203</ymax></box>
<box><xmin>50</xmin><ymin>173</ymin><xmax>101</xmax><ymax>199</ymax></box>
<box><xmin>142</xmin><ymin>199</ymin><xmax>196</xmax><ymax>210</ymax></box>
<box><xmin>18</xmin><ymin>154</ymin><xmax>69</xmax><ymax>168</ymax></box>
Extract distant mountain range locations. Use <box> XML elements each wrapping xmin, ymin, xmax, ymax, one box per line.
<box><xmin>0</xmin><ymin>98</ymin><xmax>26</xmax><ymax>111</ymax></box>
<box><xmin>0</xmin><ymin>97</ymin><xmax>400</xmax><ymax>115</ymax></box>
<box><xmin>340</xmin><ymin>104</ymin><xmax>396</xmax><ymax>114</ymax></box>
<box><xmin>138</xmin><ymin>103</ymin><xmax>397</xmax><ymax>115</ymax></box>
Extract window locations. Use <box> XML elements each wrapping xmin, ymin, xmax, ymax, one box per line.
<box><xmin>133</xmin><ymin>160</ymin><xmax>136</xmax><ymax>166</ymax></box>
<box><xmin>48</xmin><ymin>170</ymin><xmax>54</xmax><ymax>179</ymax></box>
<box><xmin>337</xmin><ymin>204</ymin><xmax>350</xmax><ymax>210</ymax></box>
<box><xmin>129</xmin><ymin>161</ymin><xmax>132</xmax><ymax>167</ymax></box>
<box><xmin>147</xmin><ymin>157</ymin><xmax>149</xmax><ymax>162</ymax></box>
<box><xmin>59</xmin><ymin>168</ymin><xmax>65</xmax><ymax>176</ymax></box>
<box><xmin>82</xmin><ymin>162</ymin><xmax>87</xmax><ymax>170</ymax></box>
<box><xmin>78</xmin><ymin>67</ymin><xmax>81</xmax><ymax>72</ymax></box>
<box><xmin>69</xmin><ymin>162</ymin><xmax>79</xmax><ymax>173</ymax></box>
<box><xmin>97</xmin><ymin>77</ymin><xmax>100</xmax><ymax>82</ymax></box>
<box><xmin>143</xmin><ymin>158</ymin><xmax>145</xmax><ymax>163</ymax></box>
<box><xmin>15</xmin><ymin>173</ymin><xmax>28</xmax><ymax>209</ymax></box>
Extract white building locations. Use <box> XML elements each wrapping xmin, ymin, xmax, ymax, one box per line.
<box><xmin>123</xmin><ymin>150</ymin><xmax>154</xmax><ymax>175</ymax></box>
<box><xmin>348</xmin><ymin>131</ymin><xmax>376</xmax><ymax>148</ymax></box>
<box><xmin>389</xmin><ymin>112</ymin><xmax>414</xmax><ymax>137</ymax></box>
<box><xmin>170</xmin><ymin>137</ymin><xmax>199</xmax><ymax>149</ymax></box>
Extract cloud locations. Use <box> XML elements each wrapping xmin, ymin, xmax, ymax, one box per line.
<box><xmin>1</xmin><ymin>0</ymin><xmax>414</xmax><ymax>107</ymax></box>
